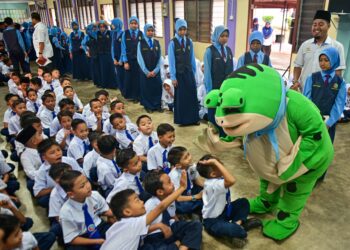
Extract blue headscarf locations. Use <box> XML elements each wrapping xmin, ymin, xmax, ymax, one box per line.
<box><xmin>111</xmin><ymin>18</ymin><xmax>123</xmax><ymax>32</ymax></box>
<box><xmin>71</xmin><ymin>20</ymin><xmax>80</xmax><ymax>31</ymax></box>
<box><xmin>249</xmin><ymin>31</ymin><xmax>263</xmax><ymax>45</ymax></box>
<box><xmin>143</xmin><ymin>24</ymin><xmax>154</xmax><ymax>39</ymax></box>
<box><xmin>22</xmin><ymin>22</ymin><xmax>29</xmax><ymax>29</ymax></box>
<box><xmin>129</xmin><ymin>16</ymin><xmax>139</xmax><ymax>25</ymax></box>
<box><xmin>262</xmin><ymin>22</ymin><xmax>273</xmax><ymax>38</ymax></box>
<box><xmin>85</xmin><ymin>23</ymin><xmax>94</xmax><ymax>37</ymax></box>
<box><xmin>50</xmin><ymin>27</ymin><xmax>58</xmax><ymax>37</ymax></box>
<box><xmin>211</xmin><ymin>25</ymin><xmax>229</xmax><ymax>46</ymax></box>
<box><xmin>175</xmin><ymin>19</ymin><xmax>187</xmax><ymax>34</ymax></box>
<box><xmin>319</xmin><ymin>47</ymin><xmax>340</xmax><ymax>74</ymax></box>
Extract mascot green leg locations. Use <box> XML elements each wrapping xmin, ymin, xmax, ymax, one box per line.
<box><xmin>262</xmin><ymin>166</ymin><xmax>328</xmax><ymax>240</ymax></box>
<box><xmin>249</xmin><ymin>179</ymin><xmax>280</xmax><ymax>214</ymax></box>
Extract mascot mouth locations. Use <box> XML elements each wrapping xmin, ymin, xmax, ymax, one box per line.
<box><xmin>216</xmin><ymin>113</ymin><xmax>273</xmax><ymax>136</ymax></box>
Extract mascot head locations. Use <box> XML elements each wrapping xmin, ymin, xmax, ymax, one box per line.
<box><xmin>205</xmin><ymin>64</ymin><xmax>286</xmax><ymax>136</ymax></box>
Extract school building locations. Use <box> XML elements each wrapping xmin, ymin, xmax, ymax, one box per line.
<box><xmin>1</xmin><ymin>0</ymin><xmax>349</xmax><ymax>80</ymax></box>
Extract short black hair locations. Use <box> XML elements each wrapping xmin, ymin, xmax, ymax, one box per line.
<box><xmin>43</xmin><ymin>89</ymin><xmax>54</xmax><ymax>96</ymax></box>
<box><xmin>51</xmin><ymin>68</ymin><xmax>59</xmax><ymax>73</ymax></box>
<box><xmin>30</xmin><ymin>77</ymin><xmax>42</xmax><ymax>87</ymax></box>
<box><xmin>89</xmin><ymin>98</ymin><xmax>101</xmax><ymax>108</ymax></box>
<box><xmin>60</xmin><ymin>77</ymin><xmax>71</xmax><ymax>84</ymax></box>
<box><xmin>109</xmin><ymin>113</ymin><xmax>123</xmax><ymax>124</ymax></box>
<box><xmin>4</xmin><ymin>17</ymin><xmax>13</xmax><ymax>26</ymax></box>
<box><xmin>63</xmin><ymin>85</ymin><xmax>73</xmax><ymax>92</ymax></box>
<box><xmin>42</xmin><ymin>70</ymin><xmax>51</xmax><ymax>76</ymax></box>
<box><xmin>41</xmin><ymin>93</ymin><xmax>55</xmax><ymax>102</ymax></box>
<box><xmin>88</xmin><ymin>131</ymin><xmax>102</xmax><ymax>143</ymax></box>
<box><xmin>27</xmin><ymin>88</ymin><xmax>37</xmax><ymax>95</ymax></box>
<box><xmin>20</xmin><ymin>76</ymin><xmax>30</xmax><ymax>84</ymax></box>
<box><xmin>71</xmin><ymin>118</ymin><xmax>86</xmax><ymax>131</ymax></box>
<box><xmin>110</xmin><ymin>100</ymin><xmax>123</xmax><ymax>110</ymax></box>
<box><xmin>11</xmin><ymin>98</ymin><xmax>26</xmax><ymax>109</ymax></box>
<box><xmin>57</xmin><ymin>110</ymin><xmax>73</xmax><ymax>123</ymax></box>
<box><xmin>11</xmin><ymin>72</ymin><xmax>21</xmax><ymax>78</ymax></box>
<box><xmin>167</xmin><ymin>146</ymin><xmax>187</xmax><ymax>166</ymax></box>
<box><xmin>37</xmin><ymin>139</ymin><xmax>60</xmax><ymax>156</ymax></box>
<box><xmin>59</xmin><ymin>170</ymin><xmax>83</xmax><ymax>193</ymax></box>
<box><xmin>196</xmin><ymin>154</ymin><xmax>222</xmax><ymax>178</ymax></box>
<box><xmin>157</xmin><ymin>123</ymin><xmax>175</xmax><ymax>136</ymax></box>
<box><xmin>0</xmin><ymin>214</ymin><xmax>20</xmax><ymax>243</ymax></box>
<box><xmin>20</xmin><ymin>114</ymin><xmax>41</xmax><ymax>129</ymax></box>
<box><xmin>94</xmin><ymin>89</ymin><xmax>109</xmax><ymax>98</ymax></box>
<box><xmin>109</xmin><ymin>189</ymin><xmax>136</xmax><ymax>220</ymax></box>
<box><xmin>31</xmin><ymin>12</ymin><xmax>41</xmax><ymax>21</ymax></box>
<box><xmin>97</xmin><ymin>135</ymin><xmax>118</xmax><ymax>155</ymax></box>
<box><xmin>58</xmin><ymin>98</ymin><xmax>75</xmax><ymax>109</ymax></box>
<box><xmin>116</xmin><ymin>148</ymin><xmax>136</xmax><ymax>169</ymax></box>
<box><xmin>136</xmin><ymin>114</ymin><xmax>152</xmax><ymax>127</ymax></box>
<box><xmin>144</xmin><ymin>169</ymin><xmax>166</xmax><ymax>196</ymax></box>
<box><xmin>4</xmin><ymin>93</ymin><xmax>17</xmax><ymax>102</ymax></box>
<box><xmin>49</xmin><ymin>162</ymin><xmax>72</xmax><ymax>180</ymax></box>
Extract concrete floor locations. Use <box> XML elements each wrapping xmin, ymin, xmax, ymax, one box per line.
<box><xmin>1</xmin><ymin>77</ymin><xmax>349</xmax><ymax>250</ymax></box>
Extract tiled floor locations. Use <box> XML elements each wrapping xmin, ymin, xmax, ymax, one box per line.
<box><xmin>1</xmin><ymin>74</ymin><xmax>349</xmax><ymax>250</ymax></box>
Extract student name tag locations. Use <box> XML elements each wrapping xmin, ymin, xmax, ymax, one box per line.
<box><xmin>155</xmin><ymin>46</ymin><xmax>158</xmax><ymax>51</ymax></box>
<box><xmin>332</xmin><ymin>83</ymin><xmax>338</xmax><ymax>90</ymax></box>
<box><xmin>139</xmin><ymin>36</ymin><xmax>142</xmax><ymax>41</ymax></box>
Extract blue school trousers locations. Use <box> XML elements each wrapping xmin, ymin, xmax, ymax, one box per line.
<box><xmin>175</xmin><ymin>184</ymin><xmax>203</xmax><ymax>214</ymax></box>
<box><xmin>37</xmin><ymin>194</ymin><xmax>50</xmax><ymax>208</ymax></box>
<box><xmin>203</xmin><ymin>198</ymin><xmax>249</xmax><ymax>239</ymax></box>
<box><xmin>33</xmin><ymin>232</ymin><xmax>56</xmax><ymax>250</ymax></box>
<box><xmin>142</xmin><ymin>220</ymin><xmax>202</xmax><ymax>250</ymax></box>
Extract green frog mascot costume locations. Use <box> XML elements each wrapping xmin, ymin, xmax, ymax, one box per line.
<box><xmin>204</xmin><ymin>64</ymin><xmax>334</xmax><ymax>240</ymax></box>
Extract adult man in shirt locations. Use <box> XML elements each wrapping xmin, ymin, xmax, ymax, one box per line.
<box><xmin>2</xmin><ymin>17</ymin><xmax>30</xmax><ymax>74</ymax></box>
<box><xmin>31</xmin><ymin>12</ymin><xmax>53</xmax><ymax>70</ymax></box>
<box><xmin>292</xmin><ymin>10</ymin><xmax>346</xmax><ymax>91</ymax></box>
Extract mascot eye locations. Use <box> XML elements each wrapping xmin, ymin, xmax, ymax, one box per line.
<box><xmin>224</xmin><ymin>107</ymin><xmax>240</xmax><ymax>115</ymax></box>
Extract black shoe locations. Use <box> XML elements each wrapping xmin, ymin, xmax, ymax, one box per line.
<box><xmin>242</xmin><ymin>218</ymin><xmax>262</xmax><ymax>231</ymax></box>
<box><xmin>231</xmin><ymin>237</ymin><xmax>247</xmax><ymax>248</ymax></box>
<box><xmin>157</xmin><ymin>108</ymin><xmax>164</xmax><ymax>113</ymax></box>
<box><xmin>145</xmin><ymin>108</ymin><xmax>153</xmax><ymax>113</ymax></box>
<box><xmin>1</xmin><ymin>149</ymin><xmax>8</xmax><ymax>158</ymax></box>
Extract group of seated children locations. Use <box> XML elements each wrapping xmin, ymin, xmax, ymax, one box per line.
<box><xmin>0</xmin><ymin>67</ymin><xmax>264</xmax><ymax>249</ymax></box>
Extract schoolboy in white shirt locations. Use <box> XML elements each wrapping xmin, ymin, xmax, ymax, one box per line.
<box><xmin>38</xmin><ymin>93</ymin><xmax>57</xmax><ymax>137</ymax></box>
<box><xmin>8</xmin><ymin>99</ymin><xmax>27</xmax><ymax>136</ymax></box>
<box><xmin>102</xmin><ymin>100</ymin><xmax>131</xmax><ymax>135</ymax></box>
<box><xmin>55</xmin><ymin>110</ymin><xmax>74</xmax><ymax>155</ymax></box>
<box><xmin>112</xmin><ymin>113</ymin><xmax>139</xmax><ymax>149</ymax></box>
<box><xmin>147</xmin><ymin>123</ymin><xmax>175</xmax><ymax>173</ymax></box>
<box><xmin>86</xmin><ymin>99</ymin><xmax>110</xmax><ymax>133</ymax></box>
<box><xmin>67</xmin><ymin>119</ymin><xmax>90</xmax><ymax>166</ymax></box>
<box><xmin>26</xmin><ymin>89</ymin><xmax>42</xmax><ymax>114</ymax></box>
<box><xmin>83</xmin><ymin>132</ymin><xmax>101</xmax><ymax>182</ymax></box>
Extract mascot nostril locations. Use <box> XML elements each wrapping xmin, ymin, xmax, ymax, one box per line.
<box><xmin>202</xmin><ymin>64</ymin><xmax>334</xmax><ymax>241</ymax></box>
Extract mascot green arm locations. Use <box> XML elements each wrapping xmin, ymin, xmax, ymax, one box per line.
<box><xmin>279</xmin><ymin>91</ymin><xmax>331</xmax><ymax>180</ymax></box>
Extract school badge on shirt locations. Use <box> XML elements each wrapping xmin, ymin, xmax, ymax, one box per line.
<box><xmin>87</xmin><ymin>224</ymin><xmax>96</xmax><ymax>232</ymax></box>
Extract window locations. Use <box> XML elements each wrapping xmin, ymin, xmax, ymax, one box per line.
<box><xmin>101</xmin><ymin>4</ymin><xmax>114</xmax><ymax>22</ymax></box>
<box><xmin>60</xmin><ymin>0</ymin><xmax>74</xmax><ymax>29</ymax></box>
<box><xmin>37</xmin><ymin>1</ymin><xmax>50</xmax><ymax>25</ymax></box>
<box><xmin>76</xmin><ymin>0</ymin><xmax>95</xmax><ymax>30</ymax></box>
<box><xmin>112</xmin><ymin>0</ymin><xmax>121</xmax><ymax>17</ymax></box>
<box><xmin>129</xmin><ymin>0</ymin><xmax>163</xmax><ymax>37</ymax></box>
<box><xmin>174</xmin><ymin>0</ymin><xmax>225</xmax><ymax>43</ymax></box>
<box><xmin>50</xmin><ymin>9</ymin><xmax>57</xmax><ymax>26</ymax></box>
<box><xmin>0</xmin><ymin>9</ymin><xmax>28</xmax><ymax>24</ymax></box>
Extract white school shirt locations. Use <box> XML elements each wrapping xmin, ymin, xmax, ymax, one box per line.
<box><xmin>50</xmin><ymin>112</ymin><xmax>85</xmax><ymax>137</ymax></box>
<box><xmin>197</xmin><ymin>84</ymin><xmax>208</xmax><ymax>119</ymax></box>
<box><xmin>161</xmin><ymin>88</ymin><xmax>174</xmax><ymax>109</ymax></box>
<box><xmin>101</xmin><ymin>215</ymin><xmax>149</xmax><ymax>250</ymax></box>
<box><xmin>3</xmin><ymin>108</ymin><xmax>15</xmax><ymax>124</ymax></box>
<box><xmin>26</xmin><ymin>99</ymin><xmax>42</xmax><ymax>113</ymax></box>
<box><xmin>294</xmin><ymin>36</ymin><xmax>346</xmax><ymax>87</ymax></box>
<box><xmin>1</xmin><ymin>64</ymin><xmax>12</xmax><ymax>75</ymax></box>
<box><xmin>147</xmin><ymin>143</ymin><xmax>172</xmax><ymax>171</ymax></box>
<box><xmin>133</xmin><ymin>131</ymin><xmax>159</xmax><ymax>156</ymax></box>
<box><xmin>20</xmin><ymin>147</ymin><xmax>42</xmax><ymax>180</ymax></box>
<box><xmin>67</xmin><ymin>136</ymin><xmax>90</xmax><ymax>161</ymax></box>
<box><xmin>96</xmin><ymin>156</ymin><xmax>122</xmax><ymax>191</ymax></box>
<box><xmin>54</xmin><ymin>86</ymin><xmax>64</xmax><ymax>97</ymax></box>
<box><xmin>83</xmin><ymin>103</ymin><xmax>109</xmax><ymax>118</ymax></box>
<box><xmin>8</xmin><ymin>114</ymin><xmax>21</xmax><ymax>135</ymax></box>
<box><xmin>169</xmin><ymin>165</ymin><xmax>199</xmax><ymax>190</ymax></box>
<box><xmin>115</xmin><ymin>123</ymin><xmax>139</xmax><ymax>149</ymax></box>
<box><xmin>102</xmin><ymin>115</ymin><xmax>132</xmax><ymax>135</ymax></box>
<box><xmin>0</xmin><ymin>193</ymin><xmax>17</xmax><ymax>215</ymax></box>
<box><xmin>106</xmin><ymin>172</ymin><xmax>142</xmax><ymax>203</ymax></box>
<box><xmin>33</xmin><ymin>156</ymin><xmax>82</xmax><ymax>196</ymax></box>
<box><xmin>39</xmin><ymin>106</ymin><xmax>56</xmax><ymax>129</ymax></box>
<box><xmin>202</xmin><ymin>178</ymin><xmax>228</xmax><ymax>219</ymax></box>
<box><xmin>49</xmin><ymin>184</ymin><xmax>68</xmax><ymax>218</ymax></box>
<box><xmin>0</xmin><ymin>152</ymin><xmax>12</xmax><ymax>177</ymax></box>
<box><xmin>42</xmin><ymin>81</ymin><xmax>56</xmax><ymax>92</ymax></box>
<box><xmin>0</xmin><ymin>179</ymin><xmax>7</xmax><ymax>190</ymax></box>
<box><xmin>59</xmin><ymin>191</ymin><xmax>109</xmax><ymax>244</ymax></box>
<box><xmin>37</xmin><ymin>87</ymin><xmax>45</xmax><ymax>100</ymax></box>
<box><xmin>86</xmin><ymin>112</ymin><xmax>110</xmax><ymax>131</ymax></box>
<box><xmin>56</xmin><ymin>94</ymin><xmax>84</xmax><ymax>110</ymax></box>
<box><xmin>13</xmin><ymin>232</ymin><xmax>38</xmax><ymax>250</ymax></box>
<box><xmin>8</xmin><ymin>79</ymin><xmax>19</xmax><ymax>95</ymax></box>
<box><xmin>145</xmin><ymin>196</ymin><xmax>176</xmax><ymax>234</ymax></box>
<box><xmin>56</xmin><ymin>128</ymin><xmax>73</xmax><ymax>150</ymax></box>
<box><xmin>83</xmin><ymin>149</ymin><xmax>100</xmax><ymax>179</ymax></box>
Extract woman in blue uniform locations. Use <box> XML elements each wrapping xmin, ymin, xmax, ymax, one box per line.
<box><xmin>82</xmin><ymin>23</ymin><xmax>100</xmax><ymax>86</ymax></box>
<box><xmin>121</xmin><ymin>16</ymin><xmax>143</xmax><ymax>102</ymax></box>
<box><xmin>59</xmin><ymin>32</ymin><xmax>72</xmax><ymax>74</ymax></box>
<box><xmin>111</xmin><ymin>18</ymin><xmax>124</xmax><ymax>93</ymax></box>
<box><xmin>137</xmin><ymin>24</ymin><xmax>162</xmax><ymax>113</ymax></box>
<box><xmin>26</xmin><ymin>22</ymin><xmax>36</xmax><ymax>61</ymax></box>
<box><xmin>96</xmin><ymin>21</ymin><xmax>117</xmax><ymax>89</ymax></box>
<box><xmin>168</xmin><ymin>19</ymin><xmax>199</xmax><ymax>125</ymax></box>
<box><xmin>203</xmin><ymin>25</ymin><xmax>234</xmax><ymax>137</ymax></box>
<box><xmin>50</xmin><ymin>27</ymin><xmax>65</xmax><ymax>69</ymax></box>
<box><xmin>69</xmin><ymin>21</ymin><xmax>90</xmax><ymax>80</ymax></box>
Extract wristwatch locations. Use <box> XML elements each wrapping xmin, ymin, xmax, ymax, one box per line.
<box><xmin>191</xmin><ymin>195</ymin><xmax>196</xmax><ymax>201</ymax></box>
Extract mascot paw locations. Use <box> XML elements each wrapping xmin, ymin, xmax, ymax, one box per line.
<box><xmin>194</xmin><ymin>123</ymin><xmax>242</xmax><ymax>153</ymax></box>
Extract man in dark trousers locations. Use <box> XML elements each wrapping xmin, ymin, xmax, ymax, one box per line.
<box><xmin>2</xmin><ymin>17</ymin><xmax>30</xmax><ymax>73</ymax></box>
